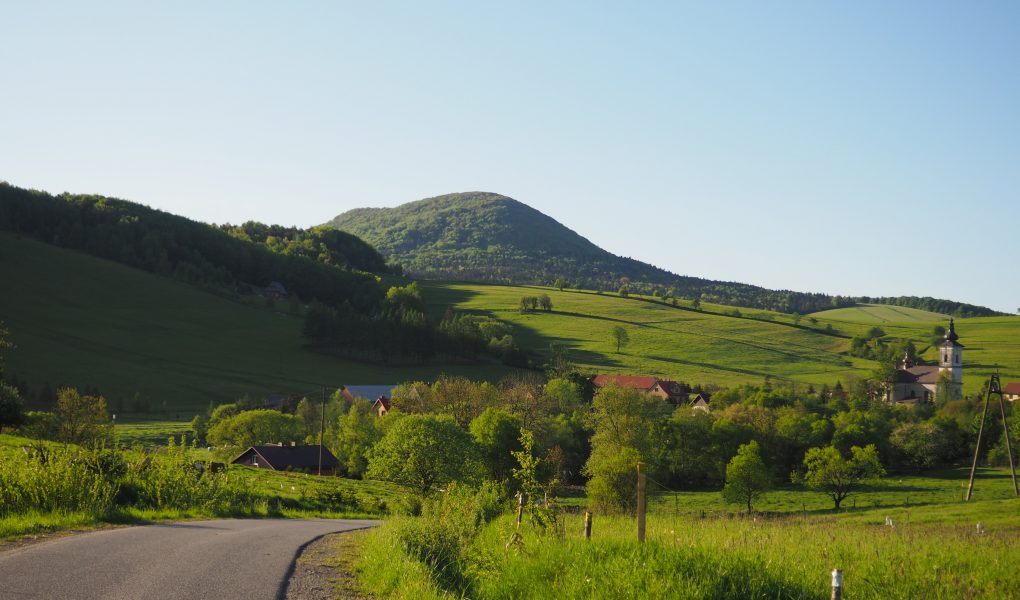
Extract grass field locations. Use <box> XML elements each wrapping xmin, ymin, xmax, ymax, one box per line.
<box><xmin>4</xmin><ymin>234</ymin><xmax>1018</xmax><ymax>412</ymax></box>
<box><xmin>423</xmin><ymin>282</ymin><xmax>1020</xmax><ymax>394</ymax></box>
<box><xmin>0</xmin><ymin>233</ymin><xmax>512</xmax><ymax>413</ymax></box>
<box><xmin>356</xmin><ymin>468</ymin><xmax>1020</xmax><ymax>599</ymax></box>
<box><xmin>814</xmin><ymin>303</ymin><xmax>949</xmax><ymax>323</ymax></box>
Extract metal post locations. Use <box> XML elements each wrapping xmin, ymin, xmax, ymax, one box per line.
<box><xmin>831</xmin><ymin>568</ymin><xmax>842</xmax><ymax>600</ymax></box>
<box><xmin>636</xmin><ymin>462</ymin><xmax>647</xmax><ymax>543</ymax></box>
<box><xmin>993</xmin><ymin>377</ymin><xmax>1019</xmax><ymax>497</ymax></box>
<box><xmin>318</xmin><ymin>386</ymin><xmax>326</xmax><ymax>476</ymax></box>
<box><xmin>966</xmin><ymin>377</ymin><xmax>993</xmax><ymax>501</ymax></box>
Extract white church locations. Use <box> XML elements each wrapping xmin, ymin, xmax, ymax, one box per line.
<box><xmin>886</xmin><ymin>319</ymin><xmax>963</xmax><ymax>403</ymax></box>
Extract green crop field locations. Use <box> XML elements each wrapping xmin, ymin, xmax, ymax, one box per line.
<box><xmin>0</xmin><ymin>234</ymin><xmax>512</xmax><ymax>414</ymax></box>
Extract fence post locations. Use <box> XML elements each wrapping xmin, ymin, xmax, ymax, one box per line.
<box><xmin>637</xmin><ymin>462</ymin><xmax>647</xmax><ymax>543</ymax></box>
<box><xmin>584</xmin><ymin>511</ymin><xmax>592</xmax><ymax>540</ymax></box>
<box><xmin>831</xmin><ymin>568</ymin><xmax>842</xmax><ymax>600</ymax></box>
<box><xmin>516</xmin><ymin>492</ymin><xmax>524</xmax><ymax>529</ymax></box>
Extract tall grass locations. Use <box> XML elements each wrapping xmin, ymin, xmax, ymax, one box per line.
<box><xmin>357</xmin><ymin>498</ymin><xmax>1020</xmax><ymax>599</ymax></box>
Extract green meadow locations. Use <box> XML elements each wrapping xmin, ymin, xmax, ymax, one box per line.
<box><xmin>423</xmin><ymin>282</ymin><xmax>1020</xmax><ymax>394</ymax></box>
<box><xmin>4</xmin><ymin>233</ymin><xmax>1019</xmax><ymax>413</ymax></box>
<box><xmin>0</xmin><ymin>233</ymin><xmax>511</xmax><ymax>413</ymax></box>
<box><xmin>356</xmin><ymin>468</ymin><xmax>1020</xmax><ymax>600</ymax></box>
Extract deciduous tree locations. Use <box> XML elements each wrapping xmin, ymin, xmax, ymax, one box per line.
<box><xmin>367</xmin><ymin>414</ymin><xmax>480</xmax><ymax>495</ymax></box>
<box><xmin>799</xmin><ymin>444</ymin><xmax>885</xmax><ymax>509</ymax></box>
<box><xmin>722</xmin><ymin>441</ymin><xmax>772</xmax><ymax>514</ymax></box>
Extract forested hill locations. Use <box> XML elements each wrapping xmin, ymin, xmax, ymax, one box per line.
<box><xmin>326</xmin><ymin>192</ymin><xmax>1005</xmax><ymax>316</ymax></box>
<box><xmin>0</xmin><ymin>182</ymin><xmax>387</xmax><ymax>311</ymax></box>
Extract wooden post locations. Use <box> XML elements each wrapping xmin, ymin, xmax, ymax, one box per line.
<box><xmin>584</xmin><ymin>511</ymin><xmax>592</xmax><ymax>540</ymax></box>
<box><xmin>636</xmin><ymin>462</ymin><xmax>647</xmax><ymax>543</ymax></box>
<box><xmin>967</xmin><ymin>374</ymin><xmax>1018</xmax><ymax>499</ymax></box>
<box><xmin>318</xmin><ymin>386</ymin><xmax>326</xmax><ymax>476</ymax></box>
<box><xmin>831</xmin><ymin>568</ymin><xmax>842</xmax><ymax>600</ymax></box>
<box><xmin>966</xmin><ymin>379</ymin><xmax>993</xmax><ymax>500</ymax></box>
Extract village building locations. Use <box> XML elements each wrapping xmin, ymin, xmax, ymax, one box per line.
<box><xmin>1003</xmin><ymin>382</ymin><xmax>1020</xmax><ymax>402</ymax></box>
<box><xmin>887</xmin><ymin>319</ymin><xmax>964</xmax><ymax>403</ymax></box>
<box><xmin>592</xmin><ymin>374</ymin><xmax>688</xmax><ymax>405</ymax></box>
<box><xmin>232</xmin><ymin>442</ymin><xmax>340</xmax><ymax>475</ymax></box>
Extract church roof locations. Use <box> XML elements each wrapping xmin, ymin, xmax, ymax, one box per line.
<box><xmin>894</xmin><ymin>365</ymin><xmax>940</xmax><ymax>384</ymax></box>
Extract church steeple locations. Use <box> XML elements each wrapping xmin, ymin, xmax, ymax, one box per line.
<box><xmin>938</xmin><ymin>319</ymin><xmax>963</xmax><ymax>389</ymax></box>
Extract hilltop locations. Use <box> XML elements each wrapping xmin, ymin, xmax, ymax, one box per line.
<box><xmin>327</xmin><ymin>192</ymin><xmax>1004</xmax><ymax>317</ymax></box>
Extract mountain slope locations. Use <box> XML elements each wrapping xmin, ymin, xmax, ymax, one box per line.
<box><xmin>327</xmin><ymin>192</ymin><xmax>841</xmax><ymax>313</ymax></box>
<box><xmin>328</xmin><ymin>192</ymin><xmax>1004</xmax><ymax>316</ymax></box>
<box><xmin>0</xmin><ymin>233</ymin><xmax>511</xmax><ymax>412</ymax></box>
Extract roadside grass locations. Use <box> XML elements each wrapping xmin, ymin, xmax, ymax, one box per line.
<box><xmin>354</xmin><ymin>468</ymin><xmax>1020</xmax><ymax>599</ymax></box>
<box><xmin>0</xmin><ymin>433</ymin><xmax>413</xmax><ymax>541</ymax></box>
<box><xmin>0</xmin><ymin>233</ymin><xmax>513</xmax><ymax>415</ymax></box>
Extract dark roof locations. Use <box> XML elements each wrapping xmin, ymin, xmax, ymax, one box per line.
<box><xmin>894</xmin><ymin>365</ymin><xmax>940</xmax><ymax>384</ymax></box>
<box><xmin>232</xmin><ymin>445</ymin><xmax>339</xmax><ymax>470</ymax></box>
<box><xmin>371</xmin><ymin>396</ymin><xmax>391</xmax><ymax>410</ymax></box>
<box><xmin>1003</xmin><ymin>382</ymin><xmax>1020</xmax><ymax>396</ymax></box>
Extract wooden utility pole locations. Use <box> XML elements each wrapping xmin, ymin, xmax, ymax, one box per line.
<box><xmin>966</xmin><ymin>374</ymin><xmax>1019</xmax><ymax>500</ymax></box>
<box><xmin>318</xmin><ymin>386</ymin><xmax>326</xmax><ymax>476</ymax></box>
<box><xmin>831</xmin><ymin>569</ymin><xmax>842</xmax><ymax>600</ymax></box>
<box><xmin>636</xmin><ymin>462</ymin><xmax>647</xmax><ymax>543</ymax></box>
<box><xmin>583</xmin><ymin>511</ymin><xmax>592</xmax><ymax>540</ymax></box>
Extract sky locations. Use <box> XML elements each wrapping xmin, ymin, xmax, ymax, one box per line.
<box><xmin>3</xmin><ymin>2</ymin><xmax>1019</xmax><ymax>312</ymax></box>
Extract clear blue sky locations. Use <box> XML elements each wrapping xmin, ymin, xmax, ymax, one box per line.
<box><xmin>3</xmin><ymin>2</ymin><xmax>1019</xmax><ymax>312</ymax></box>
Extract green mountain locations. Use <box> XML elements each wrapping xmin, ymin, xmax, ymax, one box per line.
<box><xmin>327</xmin><ymin>192</ymin><xmax>1002</xmax><ymax>316</ymax></box>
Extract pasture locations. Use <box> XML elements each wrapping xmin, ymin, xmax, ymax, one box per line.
<box><xmin>423</xmin><ymin>282</ymin><xmax>1020</xmax><ymax>394</ymax></box>
<box><xmin>0</xmin><ymin>234</ymin><xmax>511</xmax><ymax>414</ymax></box>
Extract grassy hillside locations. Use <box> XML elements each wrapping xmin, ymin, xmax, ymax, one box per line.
<box><xmin>423</xmin><ymin>282</ymin><xmax>876</xmax><ymax>388</ymax></box>
<box><xmin>0</xmin><ymin>233</ymin><xmax>511</xmax><ymax>414</ymax></box>
<box><xmin>814</xmin><ymin>303</ymin><xmax>949</xmax><ymax>323</ymax></box>
<box><xmin>423</xmin><ymin>282</ymin><xmax>1020</xmax><ymax>394</ymax></box>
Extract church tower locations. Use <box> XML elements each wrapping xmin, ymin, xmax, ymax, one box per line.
<box><xmin>938</xmin><ymin>318</ymin><xmax>964</xmax><ymax>389</ymax></box>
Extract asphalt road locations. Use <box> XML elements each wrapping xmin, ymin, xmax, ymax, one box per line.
<box><xmin>0</xmin><ymin>518</ymin><xmax>379</xmax><ymax>600</ymax></box>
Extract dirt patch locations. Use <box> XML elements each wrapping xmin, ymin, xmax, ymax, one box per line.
<box><xmin>286</xmin><ymin>530</ymin><xmax>375</xmax><ymax>600</ymax></box>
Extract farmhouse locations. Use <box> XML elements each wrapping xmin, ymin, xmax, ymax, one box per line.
<box><xmin>886</xmin><ymin>319</ymin><xmax>964</xmax><ymax>403</ymax></box>
<box><xmin>593</xmin><ymin>374</ymin><xmax>687</xmax><ymax>405</ymax></box>
<box><xmin>1004</xmin><ymin>382</ymin><xmax>1020</xmax><ymax>402</ymax></box>
<box><xmin>232</xmin><ymin>442</ymin><xmax>340</xmax><ymax>475</ymax></box>
<box><xmin>371</xmin><ymin>395</ymin><xmax>392</xmax><ymax>417</ymax></box>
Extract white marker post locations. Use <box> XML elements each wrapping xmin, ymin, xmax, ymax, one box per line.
<box><xmin>831</xmin><ymin>568</ymin><xmax>842</xmax><ymax>600</ymax></box>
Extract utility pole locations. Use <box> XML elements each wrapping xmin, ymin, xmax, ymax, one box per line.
<box><xmin>966</xmin><ymin>373</ymin><xmax>1019</xmax><ymax>500</ymax></box>
<box><xmin>636</xmin><ymin>462</ymin><xmax>647</xmax><ymax>543</ymax></box>
<box><xmin>318</xmin><ymin>386</ymin><xmax>326</xmax><ymax>476</ymax></box>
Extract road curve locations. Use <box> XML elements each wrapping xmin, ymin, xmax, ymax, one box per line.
<box><xmin>0</xmin><ymin>518</ymin><xmax>379</xmax><ymax>600</ymax></box>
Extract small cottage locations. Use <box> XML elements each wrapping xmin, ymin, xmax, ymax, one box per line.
<box><xmin>232</xmin><ymin>443</ymin><xmax>340</xmax><ymax>475</ymax></box>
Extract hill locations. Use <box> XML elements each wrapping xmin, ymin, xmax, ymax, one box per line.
<box><xmin>0</xmin><ymin>233</ymin><xmax>511</xmax><ymax>414</ymax></box>
<box><xmin>422</xmin><ymin>282</ymin><xmax>1020</xmax><ymax>394</ymax></box>
<box><xmin>327</xmin><ymin>191</ymin><xmax>1004</xmax><ymax>317</ymax></box>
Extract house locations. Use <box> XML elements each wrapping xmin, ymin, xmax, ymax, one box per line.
<box><xmin>1004</xmin><ymin>382</ymin><xmax>1020</xmax><ymax>402</ymax></box>
<box><xmin>232</xmin><ymin>442</ymin><xmax>340</xmax><ymax>475</ymax></box>
<box><xmin>371</xmin><ymin>395</ymin><xmax>392</xmax><ymax>417</ymax></box>
<box><xmin>887</xmin><ymin>319</ymin><xmax>964</xmax><ymax>403</ymax></box>
<box><xmin>592</xmin><ymin>375</ymin><xmax>687</xmax><ymax>405</ymax></box>
<box><xmin>690</xmin><ymin>392</ymin><xmax>711</xmax><ymax>412</ymax></box>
